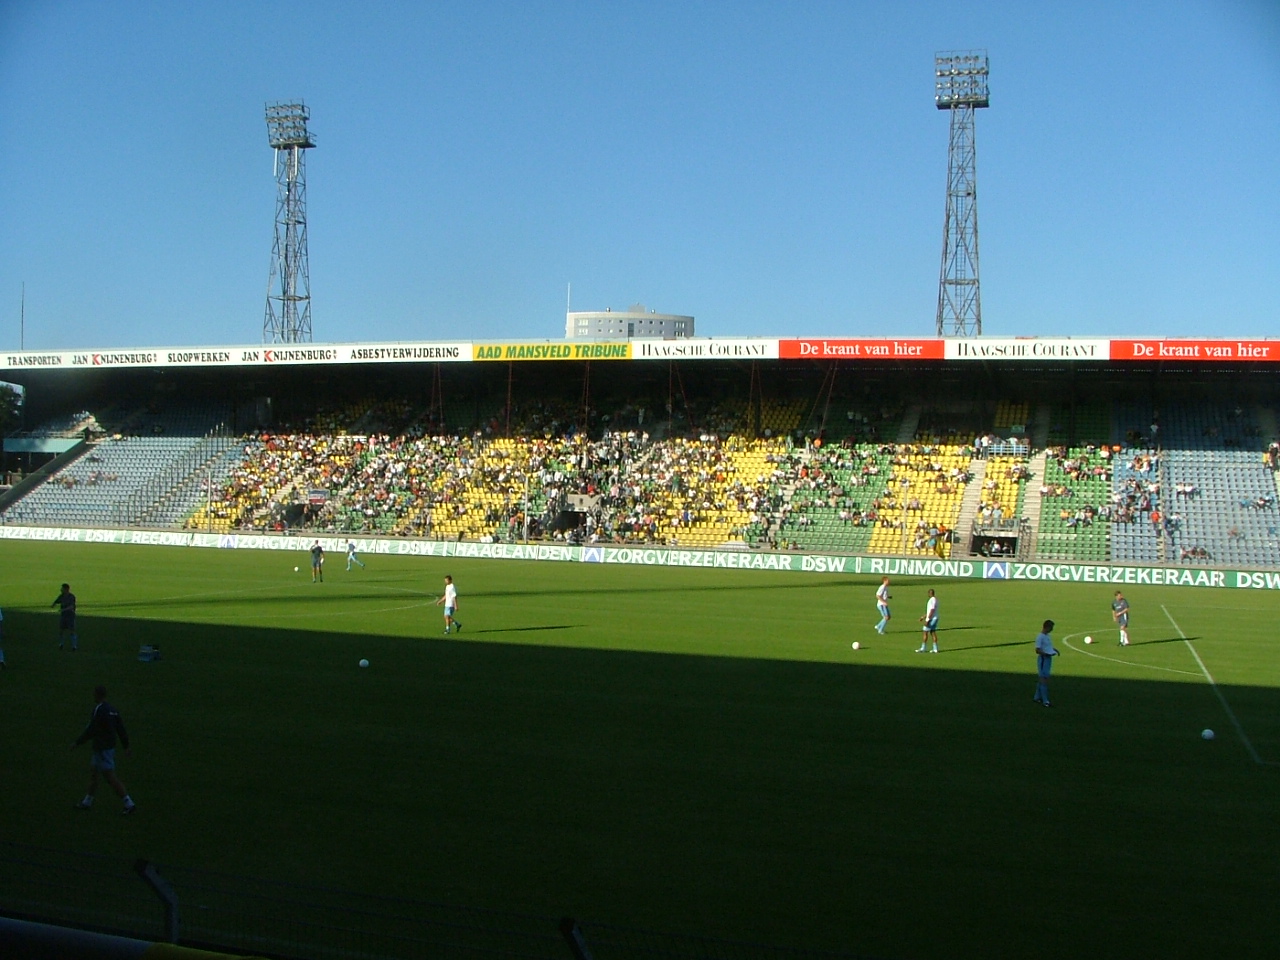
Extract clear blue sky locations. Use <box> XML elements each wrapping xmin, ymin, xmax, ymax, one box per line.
<box><xmin>1</xmin><ymin>0</ymin><xmax>1277</xmax><ymax>349</ymax></box>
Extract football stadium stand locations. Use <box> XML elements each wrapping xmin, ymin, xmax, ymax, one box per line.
<box><xmin>3</xmin><ymin>357</ymin><xmax>1279</xmax><ymax>568</ymax></box>
<box><xmin>3</xmin><ymin>406</ymin><xmax>237</xmax><ymax>528</ymax></box>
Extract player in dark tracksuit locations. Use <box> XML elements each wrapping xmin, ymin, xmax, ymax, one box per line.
<box><xmin>53</xmin><ymin>583</ymin><xmax>77</xmax><ymax>651</ymax></box>
<box><xmin>72</xmin><ymin>685</ymin><xmax>136</xmax><ymax>814</ymax></box>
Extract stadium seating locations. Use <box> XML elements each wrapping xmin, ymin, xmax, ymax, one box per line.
<box><xmin>978</xmin><ymin>455</ymin><xmax>1028</xmax><ymax>522</ymax></box>
<box><xmin>3</xmin><ymin>406</ymin><xmax>235</xmax><ymax>528</ymax></box>
<box><xmin>1161</xmin><ymin>449</ymin><xmax>1280</xmax><ymax>566</ymax></box>
<box><xmin>9</xmin><ymin>391</ymin><xmax>1280</xmax><ymax>572</ymax></box>
<box><xmin>992</xmin><ymin>400</ymin><xmax>1029</xmax><ymax>433</ymax></box>
<box><xmin>773</xmin><ymin>444</ymin><xmax>890</xmax><ymax>553</ymax></box>
<box><xmin>1046</xmin><ymin>403</ymin><xmax>1112</xmax><ymax>447</ymax></box>
<box><xmin>865</xmin><ymin>444</ymin><xmax>972</xmax><ymax>558</ymax></box>
<box><xmin>1034</xmin><ymin>448</ymin><xmax>1112</xmax><ymax>562</ymax></box>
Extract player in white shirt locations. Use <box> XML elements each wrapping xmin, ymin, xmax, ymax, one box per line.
<box><xmin>435</xmin><ymin>575</ymin><xmax>462</xmax><ymax>635</ymax></box>
<box><xmin>346</xmin><ymin>541</ymin><xmax>366</xmax><ymax>571</ymax></box>
<box><xmin>874</xmin><ymin>577</ymin><xmax>891</xmax><ymax>634</ymax></box>
<box><xmin>917</xmin><ymin>589</ymin><xmax>939</xmax><ymax>653</ymax></box>
<box><xmin>1033</xmin><ymin>619</ymin><xmax>1059</xmax><ymax>707</ymax></box>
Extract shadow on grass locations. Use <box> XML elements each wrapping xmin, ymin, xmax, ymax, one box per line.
<box><xmin>1</xmin><ymin>607</ymin><xmax>1277</xmax><ymax>960</ymax></box>
<box><xmin>938</xmin><ymin>639</ymin><xmax>1029</xmax><ymax>653</ymax></box>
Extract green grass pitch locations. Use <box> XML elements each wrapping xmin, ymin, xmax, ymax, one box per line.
<box><xmin>1</xmin><ymin>540</ymin><xmax>1278</xmax><ymax>958</ymax></box>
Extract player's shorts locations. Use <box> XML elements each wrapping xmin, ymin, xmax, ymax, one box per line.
<box><xmin>924</xmin><ymin>616</ymin><xmax>939</xmax><ymax>631</ymax></box>
<box><xmin>90</xmin><ymin>749</ymin><xmax>115</xmax><ymax>771</ymax></box>
<box><xmin>60</xmin><ymin>615</ymin><xmax>76</xmax><ymax>630</ymax></box>
<box><xmin>877</xmin><ymin>603</ymin><xmax>890</xmax><ymax>617</ymax></box>
<box><xmin>1117</xmin><ymin>614</ymin><xmax>1129</xmax><ymax>627</ymax></box>
<box><xmin>1037</xmin><ymin>654</ymin><xmax>1054</xmax><ymax>679</ymax></box>
<box><xmin>444</xmin><ymin>605</ymin><xmax>456</xmax><ymax>617</ymax></box>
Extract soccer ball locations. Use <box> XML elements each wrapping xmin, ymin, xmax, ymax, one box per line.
<box><xmin>1201</xmin><ymin>729</ymin><xmax>1215</xmax><ymax>740</ymax></box>
<box><xmin>851</xmin><ymin>641</ymin><xmax>860</xmax><ymax>650</ymax></box>
<box><xmin>294</xmin><ymin>566</ymin><xmax>299</xmax><ymax>572</ymax></box>
<box><xmin>1084</xmin><ymin>636</ymin><xmax>1093</xmax><ymax>644</ymax></box>
<box><xmin>359</xmin><ymin>659</ymin><xmax>370</xmax><ymax>668</ymax></box>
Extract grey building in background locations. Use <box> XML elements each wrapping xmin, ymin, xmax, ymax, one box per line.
<box><xmin>566</xmin><ymin>304</ymin><xmax>694</xmax><ymax>340</ymax></box>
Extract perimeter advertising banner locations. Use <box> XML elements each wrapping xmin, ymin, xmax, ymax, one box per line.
<box><xmin>944</xmin><ymin>338</ymin><xmax>1111</xmax><ymax>361</ymax></box>
<box><xmin>6</xmin><ymin>336</ymin><xmax>1280</xmax><ymax>373</ymax></box>
<box><xmin>632</xmin><ymin>338</ymin><xmax>779</xmax><ymax>360</ymax></box>
<box><xmin>1</xmin><ymin>524</ymin><xmax>1275</xmax><ymax>589</ymax></box>
<box><xmin>779</xmin><ymin>339</ymin><xmax>943</xmax><ymax>360</ymax></box>
<box><xmin>1110</xmin><ymin>340</ymin><xmax>1280</xmax><ymax>362</ymax></box>
<box><xmin>472</xmin><ymin>342</ymin><xmax>632</xmax><ymax>361</ymax></box>
<box><xmin>0</xmin><ymin>342</ymin><xmax>472</xmax><ymax>371</ymax></box>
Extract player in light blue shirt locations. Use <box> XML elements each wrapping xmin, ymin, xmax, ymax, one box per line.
<box><xmin>1033</xmin><ymin>619</ymin><xmax>1058</xmax><ymax>707</ymax></box>
<box><xmin>874</xmin><ymin>577</ymin><xmax>891</xmax><ymax>634</ymax></box>
<box><xmin>346</xmin><ymin>541</ymin><xmax>366</xmax><ymax>571</ymax></box>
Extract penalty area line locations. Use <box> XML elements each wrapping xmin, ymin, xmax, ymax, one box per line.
<box><xmin>1161</xmin><ymin>604</ymin><xmax>1277</xmax><ymax>767</ymax></box>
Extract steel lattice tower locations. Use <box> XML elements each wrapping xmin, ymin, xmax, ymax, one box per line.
<box><xmin>263</xmin><ymin>101</ymin><xmax>315</xmax><ymax>344</ymax></box>
<box><xmin>934</xmin><ymin>51</ymin><xmax>988</xmax><ymax>337</ymax></box>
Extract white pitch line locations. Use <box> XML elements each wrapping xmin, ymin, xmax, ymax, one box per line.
<box><xmin>1161</xmin><ymin>604</ymin><xmax>1277</xmax><ymax>767</ymax></box>
<box><xmin>1060</xmin><ymin>633</ymin><xmax>1200</xmax><ymax>677</ymax></box>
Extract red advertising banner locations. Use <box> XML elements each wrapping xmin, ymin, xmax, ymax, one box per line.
<box><xmin>1111</xmin><ymin>340</ymin><xmax>1280</xmax><ymax>362</ymax></box>
<box><xmin>779</xmin><ymin>339</ymin><xmax>944</xmax><ymax>360</ymax></box>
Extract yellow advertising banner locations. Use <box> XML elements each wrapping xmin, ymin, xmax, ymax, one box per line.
<box><xmin>472</xmin><ymin>342</ymin><xmax>632</xmax><ymax>362</ymax></box>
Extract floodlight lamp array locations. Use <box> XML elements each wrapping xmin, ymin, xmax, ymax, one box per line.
<box><xmin>265</xmin><ymin>101</ymin><xmax>316</xmax><ymax>149</ymax></box>
<box><xmin>934</xmin><ymin>51</ymin><xmax>989</xmax><ymax>109</ymax></box>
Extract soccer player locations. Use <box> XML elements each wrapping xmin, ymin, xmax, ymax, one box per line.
<box><xmin>72</xmin><ymin>685</ymin><xmax>136</xmax><ymax>814</ymax></box>
<box><xmin>874</xmin><ymin>577</ymin><xmax>891</xmax><ymax>634</ymax></box>
<box><xmin>310</xmin><ymin>541</ymin><xmax>325</xmax><ymax>583</ymax></box>
<box><xmin>52</xmin><ymin>583</ymin><xmax>77</xmax><ymax>651</ymax></box>
<box><xmin>1112</xmin><ymin>591</ymin><xmax>1130</xmax><ymax>646</ymax></box>
<box><xmin>1033</xmin><ymin>619</ymin><xmax>1059</xmax><ymax>707</ymax></box>
<box><xmin>917</xmin><ymin>588</ymin><xmax>939</xmax><ymax>653</ymax></box>
<box><xmin>346</xmin><ymin>540</ymin><xmax>366</xmax><ymax>571</ymax></box>
<box><xmin>435</xmin><ymin>574</ymin><xmax>462</xmax><ymax>635</ymax></box>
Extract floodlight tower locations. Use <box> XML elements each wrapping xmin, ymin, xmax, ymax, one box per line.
<box><xmin>934</xmin><ymin>51</ymin><xmax>988</xmax><ymax>337</ymax></box>
<box><xmin>263</xmin><ymin>101</ymin><xmax>315</xmax><ymax>343</ymax></box>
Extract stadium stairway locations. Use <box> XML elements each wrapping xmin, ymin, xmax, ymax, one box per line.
<box><xmin>951</xmin><ymin>459</ymin><xmax>986</xmax><ymax>557</ymax></box>
<box><xmin>1032</xmin><ymin>402</ymin><xmax>1052</xmax><ymax>449</ymax></box>
<box><xmin>1020</xmin><ymin>450</ymin><xmax>1049</xmax><ymax>554</ymax></box>
<box><xmin>895</xmin><ymin>405</ymin><xmax>922</xmax><ymax>444</ymax></box>
<box><xmin>1257</xmin><ymin>404</ymin><xmax>1278</xmax><ymax>444</ymax></box>
<box><xmin>155</xmin><ymin>442</ymin><xmax>254</xmax><ymax>528</ymax></box>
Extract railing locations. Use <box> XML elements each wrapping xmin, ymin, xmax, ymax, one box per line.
<box><xmin>976</xmin><ymin>439</ymin><xmax>1029</xmax><ymax>458</ymax></box>
<box><xmin>0</xmin><ymin>842</ymin><xmax>882</xmax><ymax>960</ymax></box>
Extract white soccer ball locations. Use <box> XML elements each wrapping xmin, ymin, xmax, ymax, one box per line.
<box><xmin>1201</xmin><ymin>728</ymin><xmax>1215</xmax><ymax>740</ymax></box>
<box><xmin>294</xmin><ymin>566</ymin><xmax>299</xmax><ymax>572</ymax></box>
<box><xmin>1084</xmin><ymin>636</ymin><xmax>1093</xmax><ymax>644</ymax></box>
<box><xmin>851</xmin><ymin>641</ymin><xmax>860</xmax><ymax>650</ymax></box>
<box><xmin>359</xmin><ymin>659</ymin><xmax>370</xmax><ymax>668</ymax></box>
